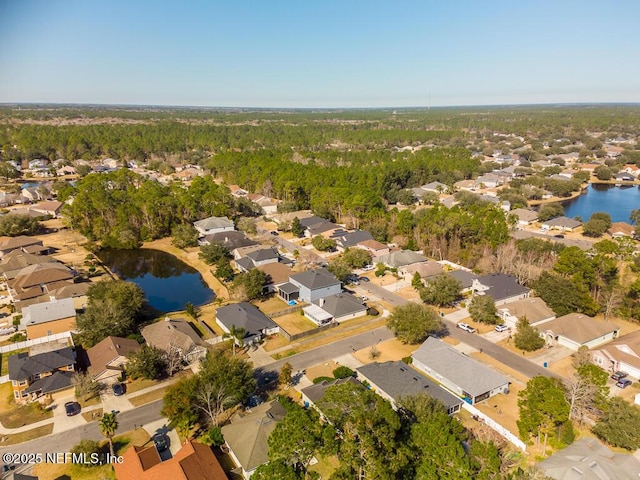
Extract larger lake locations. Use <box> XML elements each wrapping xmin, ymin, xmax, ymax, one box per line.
<box><xmin>98</xmin><ymin>249</ymin><xmax>214</xmax><ymax>313</ymax></box>
<box><xmin>562</xmin><ymin>184</ymin><xmax>640</xmax><ymax>223</ymax></box>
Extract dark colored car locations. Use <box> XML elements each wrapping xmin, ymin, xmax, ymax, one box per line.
<box><xmin>358</xmin><ymin>276</ymin><xmax>370</xmax><ymax>282</ymax></box>
<box><xmin>611</xmin><ymin>371</ymin><xmax>628</xmax><ymax>381</ymax></box>
<box><xmin>553</xmin><ymin>234</ymin><xmax>565</xmax><ymax>239</ymax></box>
<box><xmin>65</xmin><ymin>401</ymin><xmax>81</xmax><ymax>416</ymax></box>
<box><xmin>153</xmin><ymin>433</ymin><xmax>168</xmax><ymax>451</ymax></box>
<box><xmin>112</xmin><ymin>383</ymin><xmax>126</xmax><ymax>396</ymax></box>
<box><xmin>616</xmin><ymin>378</ymin><xmax>632</xmax><ymax>389</ymax></box>
<box><xmin>270</xmin><ymin>231</ymin><xmax>279</xmax><ymax>236</ymax></box>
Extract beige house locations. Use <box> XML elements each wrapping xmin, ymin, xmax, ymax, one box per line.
<box><xmin>497</xmin><ymin>297</ymin><xmax>556</xmax><ymax>329</ymax></box>
<box><xmin>142</xmin><ymin>318</ymin><xmax>208</xmax><ymax>364</ymax></box>
<box><xmin>86</xmin><ymin>336</ymin><xmax>141</xmax><ymax>381</ymax></box>
<box><xmin>21</xmin><ymin>298</ymin><xmax>77</xmax><ymax>339</ymax></box>
<box><xmin>536</xmin><ymin>313</ymin><xmax>620</xmax><ymax>351</ymax></box>
<box><xmin>591</xmin><ymin>330</ymin><xmax>640</xmax><ymax>380</ymax></box>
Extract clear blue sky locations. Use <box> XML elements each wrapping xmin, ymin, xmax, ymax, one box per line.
<box><xmin>1</xmin><ymin>0</ymin><xmax>639</xmax><ymax>108</ymax></box>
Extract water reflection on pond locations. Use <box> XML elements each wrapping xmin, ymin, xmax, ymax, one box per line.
<box><xmin>98</xmin><ymin>248</ymin><xmax>214</xmax><ymax>313</ymax></box>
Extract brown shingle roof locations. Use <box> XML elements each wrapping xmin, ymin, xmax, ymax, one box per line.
<box><xmin>538</xmin><ymin>313</ymin><xmax>619</xmax><ymax>344</ymax></box>
<box><xmin>86</xmin><ymin>336</ymin><xmax>141</xmax><ymax>378</ymax></box>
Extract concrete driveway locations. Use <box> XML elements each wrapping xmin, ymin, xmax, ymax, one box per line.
<box><xmin>51</xmin><ymin>394</ymin><xmax>86</xmax><ymax>434</ymax></box>
<box><xmin>143</xmin><ymin>419</ymin><xmax>181</xmax><ymax>460</ymax></box>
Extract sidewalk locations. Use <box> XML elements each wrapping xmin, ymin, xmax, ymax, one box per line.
<box><xmin>0</xmin><ymin>370</ymin><xmax>190</xmax><ymax>436</ymax></box>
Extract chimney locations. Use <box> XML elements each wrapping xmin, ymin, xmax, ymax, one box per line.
<box><xmin>319</xmin><ymin>298</ymin><xmax>325</xmax><ymax>307</ymax></box>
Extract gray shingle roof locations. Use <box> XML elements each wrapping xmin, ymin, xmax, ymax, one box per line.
<box><xmin>298</xmin><ymin>216</ymin><xmax>327</xmax><ymax>228</ymax></box>
<box><xmin>319</xmin><ymin>294</ymin><xmax>366</xmax><ymax>318</ymax></box>
<box><xmin>447</xmin><ymin>270</ymin><xmax>477</xmax><ymax>289</ymax></box>
<box><xmin>24</xmin><ymin>370</ymin><xmax>73</xmax><ymax>394</ymax></box>
<box><xmin>334</xmin><ymin>230</ymin><xmax>374</xmax><ymax>249</ymax></box>
<box><xmin>246</xmin><ymin>247</ymin><xmax>279</xmax><ymax>262</ymax></box>
<box><xmin>203</xmin><ymin>231</ymin><xmax>257</xmax><ymax>249</ymax></box>
<box><xmin>412</xmin><ymin>337</ymin><xmax>509</xmax><ymax>399</ymax></box>
<box><xmin>215</xmin><ymin>302</ymin><xmax>277</xmax><ymax>337</ymax></box>
<box><xmin>542</xmin><ymin>216</ymin><xmax>583</xmax><ymax>229</ymax></box>
<box><xmin>290</xmin><ymin>268</ymin><xmax>340</xmax><ymax>290</ymax></box>
<box><xmin>476</xmin><ymin>274</ymin><xmax>530</xmax><ymax>301</ymax></box>
<box><xmin>21</xmin><ymin>298</ymin><xmax>76</xmax><ymax>326</ymax></box>
<box><xmin>8</xmin><ymin>347</ymin><xmax>75</xmax><ymax>381</ymax></box>
<box><xmin>194</xmin><ymin>216</ymin><xmax>234</xmax><ymax>231</ymax></box>
<box><xmin>357</xmin><ymin>361</ymin><xmax>463</xmax><ymax>410</ymax></box>
<box><xmin>300</xmin><ymin>377</ymin><xmax>360</xmax><ymax>404</ymax></box>
<box><xmin>538</xmin><ymin>437</ymin><xmax>640</xmax><ymax>479</ymax></box>
<box><xmin>375</xmin><ymin>250</ymin><xmax>427</xmax><ymax>268</ymax></box>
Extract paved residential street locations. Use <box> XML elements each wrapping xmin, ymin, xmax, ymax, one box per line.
<box><xmin>0</xmin><ymin>400</ymin><xmax>164</xmax><ymax>457</ymax></box>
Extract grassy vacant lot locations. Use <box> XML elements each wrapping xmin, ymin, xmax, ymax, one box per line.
<box><xmin>33</xmin><ymin>428</ymin><xmax>151</xmax><ymax>480</ymax></box>
<box><xmin>0</xmin><ymin>382</ymin><xmax>53</xmax><ymax>428</ymax></box>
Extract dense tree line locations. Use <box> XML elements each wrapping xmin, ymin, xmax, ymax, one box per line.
<box><xmin>65</xmin><ymin>170</ymin><xmax>236</xmax><ymax>248</ymax></box>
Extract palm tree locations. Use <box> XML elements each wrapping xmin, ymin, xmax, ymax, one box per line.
<box><xmin>185</xmin><ymin>302</ymin><xmax>201</xmax><ymax>321</ymax></box>
<box><xmin>223</xmin><ymin>325</ymin><xmax>246</xmax><ymax>355</ymax></box>
<box><xmin>99</xmin><ymin>412</ymin><xmax>119</xmax><ymax>457</ymax></box>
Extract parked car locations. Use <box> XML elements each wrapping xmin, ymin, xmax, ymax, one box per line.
<box><xmin>495</xmin><ymin>324</ymin><xmax>510</xmax><ymax>333</ymax></box>
<box><xmin>65</xmin><ymin>401</ymin><xmax>81</xmax><ymax>416</ymax></box>
<box><xmin>360</xmin><ymin>296</ymin><xmax>368</xmax><ymax>302</ymax></box>
<box><xmin>611</xmin><ymin>371</ymin><xmax>628</xmax><ymax>381</ymax></box>
<box><xmin>457</xmin><ymin>322</ymin><xmax>476</xmax><ymax>333</ymax></box>
<box><xmin>362</xmin><ymin>265</ymin><xmax>375</xmax><ymax>271</ymax></box>
<box><xmin>112</xmin><ymin>383</ymin><xmax>126</xmax><ymax>396</ymax></box>
<box><xmin>553</xmin><ymin>234</ymin><xmax>565</xmax><ymax>239</ymax></box>
<box><xmin>270</xmin><ymin>231</ymin><xmax>279</xmax><ymax>236</ymax></box>
<box><xmin>358</xmin><ymin>276</ymin><xmax>370</xmax><ymax>282</ymax></box>
<box><xmin>153</xmin><ymin>433</ymin><xmax>168</xmax><ymax>451</ymax></box>
<box><xmin>616</xmin><ymin>378</ymin><xmax>632</xmax><ymax>389</ymax></box>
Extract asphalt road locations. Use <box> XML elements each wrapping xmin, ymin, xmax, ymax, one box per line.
<box><xmin>0</xmin><ymin>400</ymin><xmax>164</xmax><ymax>458</ymax></box>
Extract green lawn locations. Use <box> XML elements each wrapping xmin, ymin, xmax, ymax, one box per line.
<box><xmin>0</xmin><ymin>382</ymin><xmax>53</xmax><ymax>428</ymax></box>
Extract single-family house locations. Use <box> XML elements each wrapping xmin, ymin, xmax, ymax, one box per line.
<box><xmin>247</xmin><ymin>193</ymin><xmax>279</xmax><ymax>215</ymax></box>
<box><xmin>454</xmin><ymin>179</ymin><xmax>477</xmax><ymax>192</ymax></box>
<box><xmin>510</xmin><ymin>208</ymin><xmax>539</xmax><ymax>226</ymax></box>
<box><xmin>406</xmin><ymin>260</ymin><xmax>444</xmax><ymax>279</ymax></box>
<box><xmin>8</xmin><ymin>262</ymin><xmax>75</xmax><ymax>301</ymax></box>
<box><xmin>227</xmin><ymin>184</ymin><xmax>248</xmax><ymax>196</ymax></box>
<box><xmin>0</xmin><ymin>236</ymin><xmax>43</xmax><ymax>258</ymax></box>
<box><xmin>356</xmin><ymin>361</ymin><xmax>463</xmax><ymax>414</ymax></box>
<box><xmin>475</xmin><ymin>174</ymin><xmax>502</xmax><ymax>189</ymax></box>
<box><xmin>21</xmin><ymin>298</ymin><xmax>77</xmax><ymax>339</ymax></box>
<box><xmin>233</xmin><ymin>247</ymin><xmax>279</xmax><ymax>272</ymax></box>
<box><xmin>86</xmin><ymin>336</ymin><xmax>141</xmax><ymax>382</ymax></box>
<box><xmin>375</xmin><ymin>250</ymin><xmax>427</xmax><ymax>271</ymax></box>
<box><xmin>355</xmin><ymin>239</ymin><xmax>390</xmax><ymax>256</ymax></box>
<box><xmin>256</xmin><ymin>262</ymin><xmax>292</xmax><ymax>294</ymax></box>
<box><xmin>21</xmin><ymin>187</ymin><xmax>43</xmax><ymax>202</ymax></box>
<box><xmin>548</xmin><ymin>174</ymin><xmax>572</xmax><ymax>182</ymax></box>
<box><xmin>193</xmin><ymin>216</ymin><xmax>234</xmax><ymax>236</ymax></box>
<box><xmin>274</xmin><ymin>210</ymin><xmax>315</xmax><ymax>226</ymax></box>
<box><xmin>412</xmin><ymin>337</ymin><xmax>510</xmax><ymax>405</ymax></box>
<box><xmin>420</xmin><ymin>181</ymin><xmax>448</xmax><ymax>193</ymax></box>
<box><xmin>497</xmin><ymin>297</ymin><xmax>556</xmax><ymax>329</ymax></box>
<box><xmin>215</xmin><ymin>302</ymin><xmax>279</xmax><ymax>345</ymax></box>
<box><xmin>542</xmin><ymin>216</ymin><xmax>583</xmax><ymax>232</ymax></box>
<box><xmin>473</xmin><ymin>274</ymin><xmax>531</xmax><ymax>305</ymax></box>
<box><xmin>303</xmin><ymin>293</ymin><xmax>367</xmax><ymax>325</ymax></box>
<box><xmin>30</xmin><ymin>201</ymin><xmax>64</xmax><ymax>217</ymax></box>
<box><xmin>622</xmin><ymin>164</ymin><xmax>640</xmax><ymax>178</ymax></box>
<box><xmin>446</xmin><ymin>270</ymin><xmax>477</xmax><ymax>293</ymax></box>
<box><xmin>333</xmin><ymin>230</ymin><xmax>374</xmax><ymax>252</ymax></box>
<box><xmin>614</xmin><ymin>172</ymin><xmax>635</xmax><ymax>182</ymax></box>
<box><xmin>282</xmin><ymin>268</ymin><xmax>341</xmax><ymax>303</ymax></box>
<box><xmin>115</xmin><ymin>440</ymin><xmax>227</xmax><ymax>480</ymax></box>
<box><xmin>141</xmin><ymin>318</ymin><xmax>208</xmax><ymax>363</ymax></box>
<box><xmin>301</xmin><ymin>377</ymin><xmax>360</xmax><ymax>412</ymax></box>
<box><xmin>536</xmin><ymin>313</ymin><xmax>620</xmax><ymax>351</ymax></box>
<box><xmin>608</xmin><ymin>222</ymin><xmax>635</xmax><ymax>238</ymax></box>
<box><xmin>221</xmin><ymin>400</ymin><xmax>286</xmax><ymax>479</ymax></box>
<box><xmin>8</xmin><ymin>346</ymin><xmax>75</xmax><ymax>402</ymax></box>
<box><xmin>201</xmin><ymin>231</ymin><xmax>257</xmax><ymax>249</ymax></box>
<box><xmin>306</xmin><ymin>221</ymin><xmax>342</xmax><ymax>239</ymax></box>
<box><xmin>0</xmin><ymin>251</ymin><xmax>60</xmax><ymax>280</ymax></box>
<box><xmin>538</xmin><ymin>437</ymin><xmax>640</xmax><ymax>480</ymax></box>
<box><xmin>590</xmin><ymin>330</ymin><xmax>640</xmax><ymax>380</ymax></box>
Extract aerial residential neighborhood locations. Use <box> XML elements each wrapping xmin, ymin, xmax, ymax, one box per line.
<box><xmin>1</xmin><ymin>98</ymin><xmax>640</xmax><ymax>480</ymax></box>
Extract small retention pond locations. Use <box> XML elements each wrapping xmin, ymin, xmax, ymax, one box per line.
<box><xmin>97</xmin><ymin>248</ymin><xmax>214</xmax><ymax>313</ymax></box>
